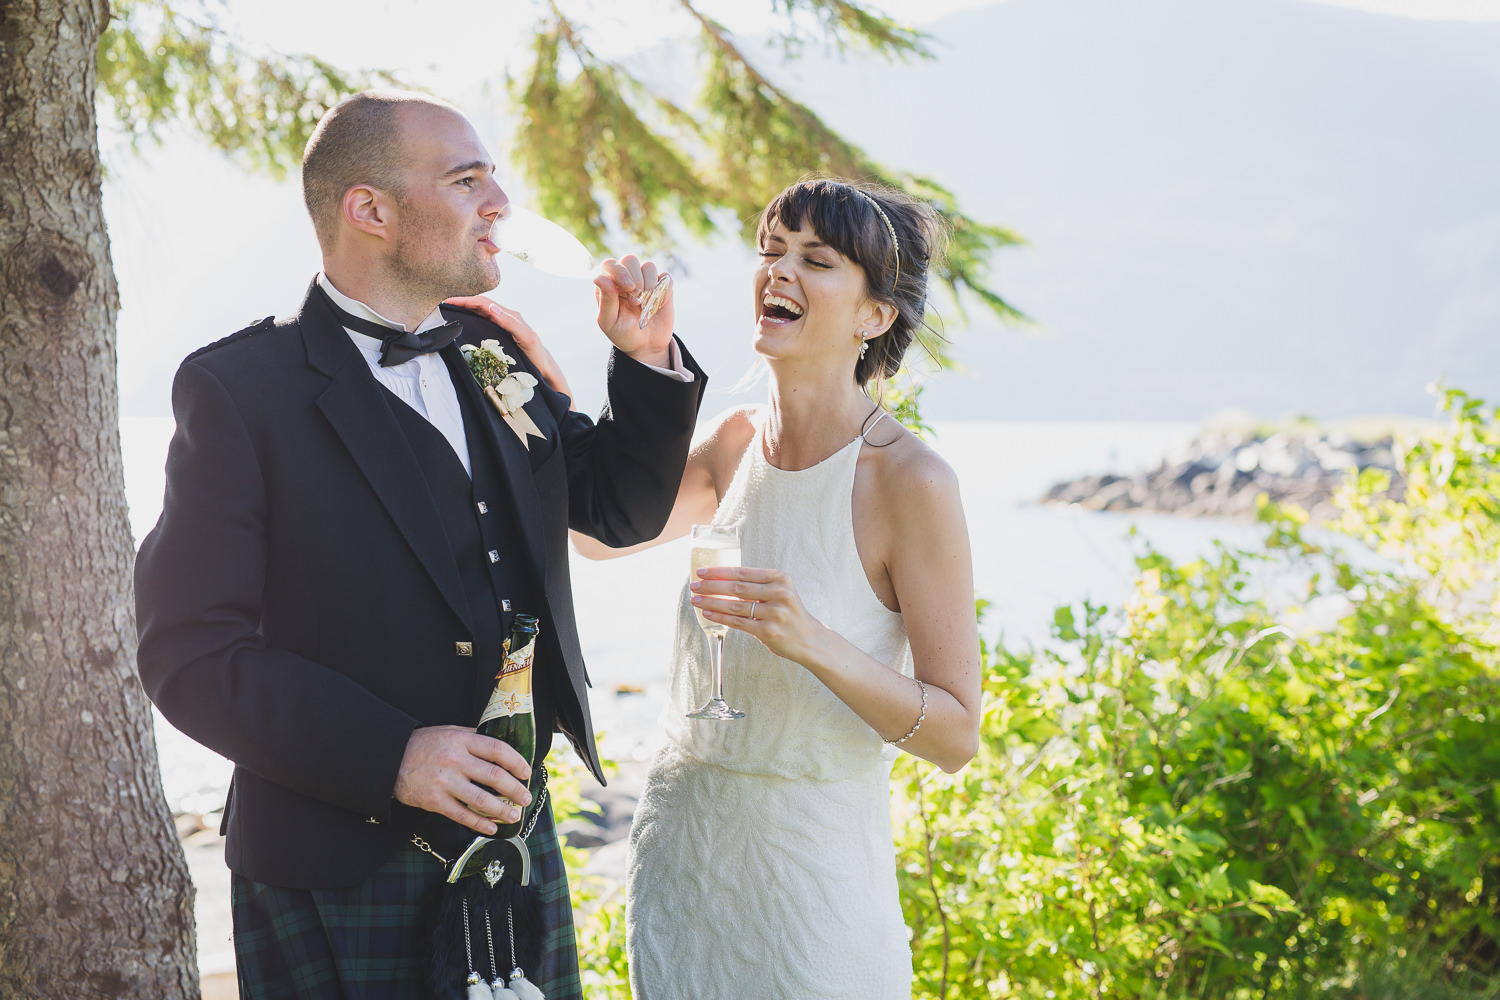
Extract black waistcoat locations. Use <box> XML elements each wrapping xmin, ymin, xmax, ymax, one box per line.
<box><xmin>376</xmin><ymin>379</ymin><xmax>556</xmax><ymax>764</ymax></box>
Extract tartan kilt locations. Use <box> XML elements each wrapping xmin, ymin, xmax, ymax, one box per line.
<box><xmin>231</xmin><ymin>798</ymin><xmax>581</xmax><ymax>1000</ymax></box>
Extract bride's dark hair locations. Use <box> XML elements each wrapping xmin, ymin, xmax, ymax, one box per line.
<box><xmin>757</xmin><ymin>178</ymin><xmax>947</xmax><ymax>385</ymax></box>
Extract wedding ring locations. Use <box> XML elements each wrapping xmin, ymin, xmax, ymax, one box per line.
<box><xmin>749</xmin><ymin>600</ymin><xmax>758</xmax><ymax>620</ymax></box>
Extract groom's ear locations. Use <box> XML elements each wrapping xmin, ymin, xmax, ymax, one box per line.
<box><xmin>343</xmin><ymin>184</ymin><xmax>394</xmax><ymax>242</ymax></box>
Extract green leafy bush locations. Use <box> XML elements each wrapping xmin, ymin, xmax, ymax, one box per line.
<box><xmin>892</xmin><ymin>387</ymin><xmax>1500</xmax><ymax>999</ymax></box>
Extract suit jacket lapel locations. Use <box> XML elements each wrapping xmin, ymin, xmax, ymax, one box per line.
<box><xmin>298</xmin><ymin>282</ymin><xmax>476</xmax><ymax>633</ymax></box>
<box><xmin>441</xmin><ymin>343</ymin><xmax>547</xmax><ymax>586</ymax></box>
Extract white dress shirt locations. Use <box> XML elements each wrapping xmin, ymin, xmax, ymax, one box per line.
<box><xmin>317</xmin><ymin>274</ymin><xmax>695</xmax><ymax>480</ymax></box>
<box><xmin>319</xmin><ymin>274</ymin><xmax>474</xmax><ymax>474</ymax></box>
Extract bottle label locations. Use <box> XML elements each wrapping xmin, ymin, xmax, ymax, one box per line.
<box><xmin>478</xmin><ymin>635</ymin><xmax>536</xmax><ymax>725</ymax></box>
<box><xmin>498</xmin><ymin>635</ymin><xmax>536</xmax><ymax>677</ymax></box>
<box><xmin>478</xmin><ymin>688</ymin><xmax>532</xmax><ymax>724</ymax></box>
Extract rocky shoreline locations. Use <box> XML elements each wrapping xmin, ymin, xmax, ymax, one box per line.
<box><xmin>1041</xmin><ymin>428</ymin><xmax>1405</xmax><ymax>521</ymax></box>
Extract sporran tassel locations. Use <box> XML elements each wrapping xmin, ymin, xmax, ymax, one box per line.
<box><xmin>505</xmin><ymin>904</ymin><xmax>546</xmax><ymax>1000</ymax></box>
<box><xmin>463</xmin><ymin>905</ymin><xmax>490</xmax><ymax>1000</ymax></box>
<box><xmin>507</xmin><ymin>970</ymin><xmax>545</xmax><ymax>1000</ymax></box>
<box><xmin>485</xmin><ymin>906</ymin><xmax>521</xmax><ymax>999</ymax></box>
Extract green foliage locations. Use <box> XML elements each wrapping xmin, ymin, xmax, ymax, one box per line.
<box><xmin>547</xmin><ymin>748</ymin><xmax>633</xmax><ymax>998</ymax></box>
<box><xmin>883</xmin><ymin>378</ymin><xmax>935</xmax><ymax>440</ymax></box>
<box><xmin>891</xmin><ymin>387</ymin><xmax>1500</xmax><ymax>998</ymax></box>
<box><xmin>509</xmin><ymin>16</ymin><xmax>719</xmax><ymax>252</ymax></box>
<box><xmin>1333</xmin><ymin>383</ymin><xmax>1500</xmax><ymax>646</ymax></box>
<box><xmin>98</xmin><ymin>0</ymin><xmax>400</xmax><ymax>177</ymax></box>
<box><xmin>764</xmin><ymin>0</ymin><xmax>933</xmax><ymax>59</ymax></box>
<box><xmin>507</xmin><ymin>4</ymin><xmax>1025</xmax><ymax>325</ymax></box>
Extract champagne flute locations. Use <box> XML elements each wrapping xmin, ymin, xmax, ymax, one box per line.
<box><xmin>686</xmin><ymin>522</ymin><xmax>746</xmax><ymax>721</ymax></box>
<box><xmin>489</xmin><ymin>206</ymin><xmax>672</xmax><ymax>329</ymax></box>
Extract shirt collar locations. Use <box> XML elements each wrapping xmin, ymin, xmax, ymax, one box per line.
<box><xmin>317</xmin><ymin>272</ymin><xmax>447</xmax><ymax>336</ymax></box>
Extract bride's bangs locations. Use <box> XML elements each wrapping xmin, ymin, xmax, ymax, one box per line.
<box><xmin>757</xmin><ymin>179</ymin><xmax>888</xmax><ymax>280</ymax></box>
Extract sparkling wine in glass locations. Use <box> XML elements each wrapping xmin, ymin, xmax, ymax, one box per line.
<box><xmin>686</xmin><ymin>523</ymin><xmax>745</xmax><ymax>721</ymax></box>
<box><xmin>489</xmin><ymin>206</ymin><xmax>672</xmax><ymax>329</ymax></box>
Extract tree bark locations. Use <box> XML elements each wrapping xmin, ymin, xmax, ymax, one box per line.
<box><xmin>0</xmin><ymin>1</ymin><xmax>200</xmax><ymax>996</ymax></box>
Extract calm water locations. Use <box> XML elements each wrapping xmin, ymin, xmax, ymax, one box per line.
<box><xmin>122</xmin><ymin>416</ymin><xmax>1267</xmax><ymax>813</ymax></box>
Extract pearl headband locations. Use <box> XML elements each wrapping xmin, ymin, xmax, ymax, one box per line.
<box><xmin>849</xmin><ymin>187</ymin><xmax>901</xmax><ymax>287</ymax></box>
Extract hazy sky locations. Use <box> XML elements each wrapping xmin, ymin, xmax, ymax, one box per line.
<box><xmin>211</xmin><ymin>0</ymin><xmax>1500</xmax><ymax>100</ymax></box>
<box><xmin>1308</xmin><ymin>0</ymin><xmax>1500</xmax><ymax>18</ymax></box>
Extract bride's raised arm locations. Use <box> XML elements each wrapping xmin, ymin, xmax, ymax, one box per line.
<box><xmin>569</xmin><ymin>405</ymin><xmax>757</xmax><ymax>560</ymax></box>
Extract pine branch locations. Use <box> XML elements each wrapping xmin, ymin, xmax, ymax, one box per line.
<box><xmin>508</xmin><ymin>6</ymin><xmax>717</xmax><ymax>253</ymax></box>
<box><xmin>766</xmin><ymin>0</ymin><xmax>934</xmax><ymax>60</ymax></box>
<box><xmin>683</xmin><ymin>2</ymin><xmax>872</xmax><ymax>213</ymax></box>
<box><xmin>97</xmin><ymin>0</ymin><xmax>400</xmax><ymax>178</ymax></box>
<box><xmin>680</xmin><ymin>2</ymin><xmax>1027</xmax><ymax>324</ymax></box>
<box><xmin>901</xmin><ymin>176</ymin><xmax>1030</xmax><ymax>327</ymax></box>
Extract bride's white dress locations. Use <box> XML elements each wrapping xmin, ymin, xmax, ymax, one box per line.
<box><xmin>626</xmin><ymin>418</ymin><xmax>914</xmax><ymax>999</ymax></box>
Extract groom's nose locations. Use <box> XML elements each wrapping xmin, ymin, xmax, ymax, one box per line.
<box><xmin>481</xmin><ymin>176</ymin><xmax>509</xmax><ymax>223</ymax></box>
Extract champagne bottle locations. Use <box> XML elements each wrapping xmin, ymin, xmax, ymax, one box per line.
<box><xmin>477</xmin><ymin>614</ymin><xmax>539</xmax><ymax>839</ymax></box>
<box><xmin>448</xmin><ymin>614</ymin><xmax>540</xmax><ymax>881</ymax></box>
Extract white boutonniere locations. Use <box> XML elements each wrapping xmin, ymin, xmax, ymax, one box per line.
<box><xmin>460</xmin><ymin>339</ymin><xmax>546</xmax><ymax>449</ymax></box>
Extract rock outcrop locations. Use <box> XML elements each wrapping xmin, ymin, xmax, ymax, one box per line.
<box><xmin>1041</xmin><ymin>430</ymin><xmax>1403</xmax><ymax>521</ymax></box>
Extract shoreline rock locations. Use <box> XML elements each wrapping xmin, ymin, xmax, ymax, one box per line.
<box><xmin>1041</xmin><ymin>428</ymin><xmax>1405</xmax><ymax>521</ymax></box>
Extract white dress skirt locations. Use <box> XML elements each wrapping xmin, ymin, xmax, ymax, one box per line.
<box><xmin>626</xmin><ymin>418</ymin><xmax>915</xmax><ymax>1000</ymax></box>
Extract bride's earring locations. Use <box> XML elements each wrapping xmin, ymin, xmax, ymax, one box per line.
<box><xmin>857</xmin><ymin>331</ymin><xmax>869</xmax><ymax>360</ymax></box>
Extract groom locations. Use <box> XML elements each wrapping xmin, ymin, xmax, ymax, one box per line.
<box><xmin>134</xmin><ymin>90</ymin><xmax>705</xmax><ymax>998</ymax></box>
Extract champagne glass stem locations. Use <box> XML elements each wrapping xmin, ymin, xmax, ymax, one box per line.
<box><xmin>711</xmin><ymin>632</ymin><xmax>726</xmax><ymax>704</ymax></box>
<box><xmin>686</xmin><ymin>624</ymin><xmax>744</xmax><ymax>720</ymax></box>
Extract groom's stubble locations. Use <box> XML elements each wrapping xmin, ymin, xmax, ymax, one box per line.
<box><xmin>386</xmin><ymin>188</ymin><xmax>502</xmax><ymax>304</ymax></box>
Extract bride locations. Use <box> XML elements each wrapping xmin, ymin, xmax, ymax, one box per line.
<box><xmin>473</xmin><ymin>177</ymin><xmax>981</xmax><ymax>998</ymax></box>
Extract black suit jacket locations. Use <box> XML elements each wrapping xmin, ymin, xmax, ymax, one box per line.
<box><xmin>135</xmin><ymin>281</ymin><xmax>705</xmax><ymax>888</ymax></box>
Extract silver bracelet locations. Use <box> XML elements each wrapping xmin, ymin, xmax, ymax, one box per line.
<box><xmin>885</xmin><ymin>678</ymin><xmax>927</xmax><ymax>745</ymax></box>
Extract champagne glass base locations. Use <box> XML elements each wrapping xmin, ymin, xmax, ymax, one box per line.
<box><xmin>635</xmin><ymin>273</ymin><xmax>672</xmax><ymax>329</ymax></box>
<box><xmin>687</xmin><ymin>697</ymin><xmax>745</xmax><ymax>721</ymax></box>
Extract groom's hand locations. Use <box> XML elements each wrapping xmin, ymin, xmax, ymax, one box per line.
<box><xmin>594</xmin><ymin>255</ymin><xmax>674</xmax><ymax>367</ymax></box>
<box><xmin>393</xmin><ymin>725</ymin><xmax>533</xmax><ymax>836</ymax></box>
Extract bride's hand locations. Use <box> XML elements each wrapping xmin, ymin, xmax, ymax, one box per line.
<box><xmin>444</xmin><ymin>295</ymin><xmax>575</xmax><ymax>406</ymax></box>
<box><xmin>691</xmin><ymin>566</ymin><xmax>828</xmax><ymax>666</ymax></box>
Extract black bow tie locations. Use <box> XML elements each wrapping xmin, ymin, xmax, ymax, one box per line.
<box><xmin>315</xmin><ymin>285</ymin><xmax>463</xmax><ymax>367</ymax></box>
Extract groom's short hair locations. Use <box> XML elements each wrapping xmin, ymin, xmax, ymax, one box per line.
<box><xmin>301</xmin><ymin>89</ymin><xmax>456</xmax><ymax>249</ymax></box>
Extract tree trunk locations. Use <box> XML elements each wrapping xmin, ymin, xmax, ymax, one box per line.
<box><xmin>0</xmin><ymin>1</ymin><xmax>200</xmax><ymax>996</ymax></box>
